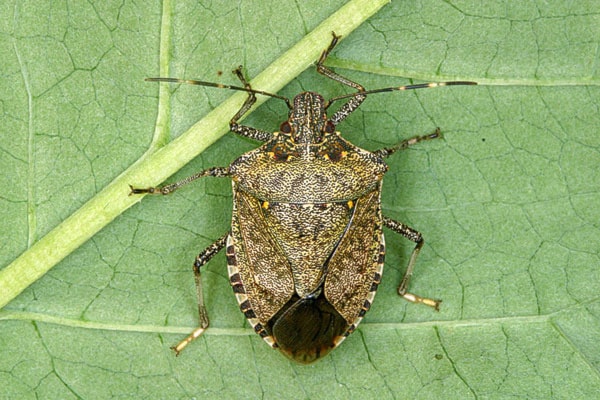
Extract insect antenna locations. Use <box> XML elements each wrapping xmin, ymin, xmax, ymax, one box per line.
<box><xmin>325</xmin><ymin>80</ymin><xmax>477</xmax><ymax>108</ymax></box>
<box><xmin>145</xmin><ymin>77</ymin><xmax>293</xmax><ymax>109</ymax></box>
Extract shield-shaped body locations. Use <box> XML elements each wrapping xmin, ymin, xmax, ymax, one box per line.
<box><xmin>226</xmin><ymin>119</ymin><xmax>388</xmax><ymax>363</ymax></box>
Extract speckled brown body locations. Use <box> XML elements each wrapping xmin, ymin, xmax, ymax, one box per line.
<box><xmin>226</xmin><ymin>108</ymin><xmax>388</xmax><ymax>362</ymax></box>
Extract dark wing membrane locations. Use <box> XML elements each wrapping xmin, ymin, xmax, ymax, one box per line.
<box><xmin>324</xmin><ymin>188</ymin><xmax>383</xmax><ymax>322</ymax></box>
<box><xmin>271</xmin><ymin>293</ymin><xmax>350</xmax><ymax>364</ymax></box>
<box><xmin>231</xmin><ymin>189</ymin><xmax>295</xmax><ymax>323</ymax></box>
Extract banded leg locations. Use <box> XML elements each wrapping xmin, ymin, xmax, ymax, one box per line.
<box><xmin>128</xmin><ymin>167</ymin><xmax>230</xmax><ymax>196</ymax></box>
<box><xmin>228</xmin><ymin>66</ymin><xmax>273</xmax><ymax>142</ymax></box>
<box><xmin>374</xmin><ymin>128</ymin><xmax>442</xmax><ymax>159</ymax></box>
<box><xmin>171</xmin><ymin>233</ymin><xmax>229</xmax><ymax>355</ymax></box>
<box><xmin>383</xmin><ymin>216</ymin><xmax>441</xmax><ymax>310</ymax></box>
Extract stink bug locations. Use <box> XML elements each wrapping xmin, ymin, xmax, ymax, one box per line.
<box><xmin>130</xmin><ymin>33</ymin><xmax>476</xmax><ymax>363</ymax></box>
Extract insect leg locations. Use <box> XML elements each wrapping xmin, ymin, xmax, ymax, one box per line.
<box><xmin>171</xmin><ymin>233</ymin><xmax>229</xmax><ymax>355</ymax></box>
<box><xmin>228</xmin><ymin>66</ymin><xmax>274</xmax><ymax>142</ymax></box>
<box><xmin>373</xmin><ymin>128</ymin><xmax>442</xmax><ymax>159</ymax></box>
<box><xmin>128</xmin><ymin>167</ymin><xmax>230</xmax><ymax>196</ymax></box>
<box><xmin>319</xmin><ymin>32</ymin><xmax>476</xmax><ymax>126</ymax></box>
<box><xmin>383</xmin><ymin>216</ymin><xmax>441</xmax><ymax>310</ymax></box>
<box><xmin>317</xmin><ymin>33</ymin><xmax>368</xmax><ymax>126</ymax></box>
<box><xmin>317</xmin><ymin>33</ymin><xmax>365</xmax><ymax>92</ymax></box>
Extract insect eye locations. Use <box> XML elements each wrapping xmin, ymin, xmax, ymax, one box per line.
<box><xmin>280</xmin><ymin>121</ymin><xmax>291</xmax><ymax>133</ymax></box>
<box><xmin>324</xmin><ymin>121</ymin><xmax>335</xmax><ymax>133</ymax></box>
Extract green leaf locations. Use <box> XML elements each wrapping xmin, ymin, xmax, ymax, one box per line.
<box><xmin>2</xmin><ymin>0</ymin><xmax>599</xmax><ymax>398</ymax></box>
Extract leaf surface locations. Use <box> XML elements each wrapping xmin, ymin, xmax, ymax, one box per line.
<box><xmin>1</xmin><ymin>1</ymin><xmax>599</xmax><ymax>398</ymax></box>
